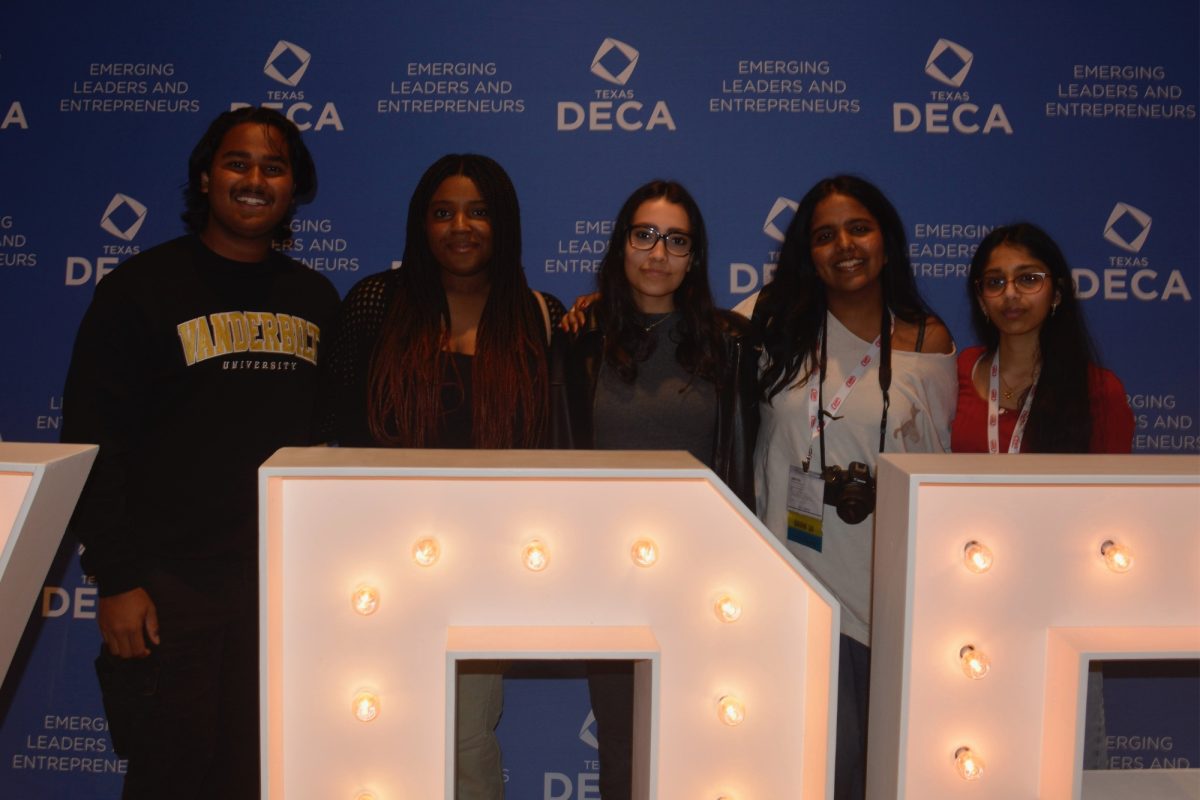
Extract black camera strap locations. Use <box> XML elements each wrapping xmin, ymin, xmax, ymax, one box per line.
<box><xmin>816</xmin><ymin>305</ymin><xmax>893</xmax><ymax>472</ymax></box>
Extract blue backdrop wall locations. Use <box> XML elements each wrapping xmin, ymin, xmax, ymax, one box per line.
<box><xmin>1</xmin><ymin>1</ymin><xmax>1197</xmax><ymax>797</ymax></box>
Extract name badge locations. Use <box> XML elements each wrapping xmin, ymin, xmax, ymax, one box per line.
<box><xmin>786</xmin><ymin>464</ymin><xmax>825</xmax><ymax>552</ymax></box>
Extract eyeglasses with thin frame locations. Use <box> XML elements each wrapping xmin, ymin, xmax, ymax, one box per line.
<box><xmin>627</xmin><ymin>225</ymin><xmax>693</xmax><ymax>257</ymax></box>
<box><xmin>976</xmin><ymin>272</ymin><xmax>1050</xmax><ymax>297</ymax></box>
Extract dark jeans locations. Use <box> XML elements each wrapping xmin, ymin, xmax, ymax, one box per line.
<box><xmin>586</xmin><ymin>661</ymin><xmax>634</xmax><ymax>800</ymax></box>
<box><xmin>835</xmin><ymin>634</ymin><xmax>870</xmax><ymax>800</ymax></box>
<box><xmin>97</xmin><ymin>561</ymin><xmax>259</xmax><ymax>800</ymax></box>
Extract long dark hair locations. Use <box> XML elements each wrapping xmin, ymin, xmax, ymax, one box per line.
<box><xmin>595</xmin><ymin>180</ymin><xmax>724</xmax><ymax>384</ymax></box>
<box><xmin>968</xmin><ymin>223</ymin><xmax>1096</xmax><ymax>452</ymax></box>
<box><xmin>367</xmin><ymin>154</ymin><xmax>547</xmax><ymax>448</ymax></box>
<box><xmin>758</xmin><ymin>175</ymin><xmax>933</xmax><ymax>402</ymax></box>
<box><xmin>181</xmin><ymin>106</ymin><xmax>316</xmax><ymax>239</ymax></box>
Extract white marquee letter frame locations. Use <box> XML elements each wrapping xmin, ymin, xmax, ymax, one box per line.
<box><xmin>259</xmin><ymin>448</ymin><xmax>839</xmax><ymax>799</ymax></box>
<box><xmin>869</xmin><ymin>453</ymin><xmax>1200</xmax><ymax>800</ymax></box>
<box><xmin>0</xmin><ymin>442</ymin><xmax>97</xmax><ymax>682</ymax></box>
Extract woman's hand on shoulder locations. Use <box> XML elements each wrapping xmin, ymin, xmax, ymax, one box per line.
<box><xmin>715</xmin><ymin>307</ymin><xmax>753</xmax><ymax>337</ymax></box>
<box><xmin>560</xmin><ymin>291</ymin><xmax>599</xmax><ymax>334</ymax></box>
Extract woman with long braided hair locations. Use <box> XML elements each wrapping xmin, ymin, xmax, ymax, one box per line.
<box><xmin>325</xmin><ymin>154</ymin><xmax>563</xmax><ymax>800</ymax></box>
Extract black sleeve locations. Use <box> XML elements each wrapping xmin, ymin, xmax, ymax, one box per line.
<box><xmin>321</xmin><ymin>272</ymin><xmax>390</xmax><ymax>447</ymax></box>
<box><xmin>715</xmin><ymin>310</ymin><xmax>760</xmax><ymax>508</ymax></box>
<box><xmin>60</xmin><ymin>275</ymin><xmax>151</xmax><ymax>596</ymax></box>
<box><xmin>539</xmin><ymin>292</ymin><xmax>567</xmax><ymax>332</ymax></box>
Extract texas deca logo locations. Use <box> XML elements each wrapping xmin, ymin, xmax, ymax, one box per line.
<box><xmin>230</xmin><ymin>40</ymin><xmax>344</xmax><ymax>132</ymax></box>
<box><xmin>729</xmin><ymin>195</ymin><xmax>797</xmax><ymax>296</ymax></box>
<box><xmin>557</xmin><ymin>37</ymin><xmax>676</xmax><ymax>132</ymax></box>
<box><xmin>893</xmin><ymin>38</ymin><xmax>1012</xmax><ymax>135</ymax></box>
<box><xmin>66</xmin><ymin>193</ymin><xmax>147</xmax><ymax>285</ymax></box>
<box><xmin>1073</xmin><ymin>201</ymin><xmax>1191</xmax><ymax>302</ymax></box>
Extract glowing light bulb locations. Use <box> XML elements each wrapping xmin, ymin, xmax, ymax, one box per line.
<box><xmin>412</xmin><ymin>537</ymin><xmax>440</xmax><ymax>567</ymax></box>
<box><xmin>954</xmin><ymin>746</ymin><xmax>985</xmax><ymax>780</ymax></box>
<box><xmin>1101</xmin><ymin>540</ymin><xmax>1133</xmax><ymax>573</ymax></box>
<box><xmin>522</xmin><ymin>539</ymin><xmax>549</xmax><ymax>572</ymax></box>
<box><xmin>631</xmin><ymin>538</ymin><xmax>659</xmax><ymax>567</ymax></box>
<box><xmin>714</xmin><ymin>593</ymin><xmax>742</xmax><ymax>623</ymax></box>
<box><xmin>353</xmin><ymin>690</ymin><xmax>380</xmax><ymax>722</ymax></box>
<box><xmin>354</xmin><ymin>792</ymin><xmax>378</xmax><ymax>800</ymax></box>
<box><xmin>962</xmin><ymin>540</ymin><xmax>993</xmax><ymax>573</ymax></box>
<box><xmin>351</xmin><ymin>584</ymin><xmax>380</xmax><ymax>616</ymax></box>
<box><xmin>959</xmin><ymin>644</ymin><xmax>991</xmax><ymax>679</ymax></box>
<box><xmin>717</xmin><ymin>695</ymin><xmax>745</xmax><ymax>726</ymax></box>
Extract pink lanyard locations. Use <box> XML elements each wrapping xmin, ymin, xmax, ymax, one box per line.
<box><xmin>802</xmin><ymin>330</ymin><xmax>883</xmax><ymax>467</ymax></box>
<box><xmin>986</xmin><ymin>353</ymin><xmax>1040</xmax><ymax>454</ymax></box>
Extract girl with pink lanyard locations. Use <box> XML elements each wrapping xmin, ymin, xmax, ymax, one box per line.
<box><xmin>952</xmin><ymin>222</ymin><xmax>1133</xmax><ymax>454</ymax></box>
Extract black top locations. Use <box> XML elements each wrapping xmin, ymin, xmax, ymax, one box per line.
<box><xmin>324</xmin><ymin>267</ymin><xmax>565</xmax><ymax>448</ymax></box>
<box><xmin>61</xmin><ymin>235</ymin><xmax>341</xmax><ymax>595</ymax></box>
<box><xmin>439</xmin><ymin>352</ymin><xmax>475</xmax><ymax>448</ymax></box>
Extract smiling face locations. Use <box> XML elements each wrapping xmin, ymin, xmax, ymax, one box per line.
<box><xmin>199</xmin><ymin>122</ymin><xmax>294</xmax><ymax>261</ymax></box>
<box><xmin>808</xmin><ymin>192</ymin><xmax>886</xmax><ymax>300</ymax></box>
<box><xmin>623</xmin><ymin>197</ymin><xmax>692</xmax><ymax>314</ymax></box>
<box><xmin>425</xmin><ymin>174</ymin><xmax>494</xmax><ymax>282</ymax></box>
<box><xmin>977</xmin><ymin>243</ymin><xmax>1060</xmax><ymax>339</ymax></box>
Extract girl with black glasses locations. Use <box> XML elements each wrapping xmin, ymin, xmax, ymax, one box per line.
<box><xmin>952</xmin><ymin>222</ymin><xmax>1133</xmax><ymax>454</ymax></box>
<box><xmin>561</xmin><ymin>179</ymin><xmax>757</xmax><ymax>800</ymax></box>
<box><xmin>562</xmin><ymin>179</ymin><xmax>757</xmax><ymax>504</ymax></box>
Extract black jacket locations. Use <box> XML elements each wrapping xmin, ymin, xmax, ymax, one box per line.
<box><xmin>557</xmin><ymin>307</ymin><xmax>759</xmax><ymax>507</ymax></box>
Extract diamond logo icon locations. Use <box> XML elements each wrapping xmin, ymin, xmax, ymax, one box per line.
<box><xmin>1103</xmin><ymin>202</ymin><xmax>1152</xmax><ymax>253</ymax></box>
<box><xmin>263</xmin><ymin>40</ymin><xmax>312</xmax><ymax>87</ymax></box>
<box><xmin>590</xmin><ymin>38</ymin><xmax>639</xmax><ymax>86</ymax></box>
<box><xmin>762</xmin><ymin>196</ymin><xmax>799</xmax><ymax>242</ymax></box>
<box><xmin>577</xmin><ymin>710</ymin><xmax>599</xmax><ymax>749</ymax></box>
<box><xmin>924</xmin><ymin>38</ymin><xmax>974</xmax><ymax>88</ymax></box>
<box><xmin>99</xmin><ymin>193</ymin><xmax>148</xmax><ymax>241</ymax></box>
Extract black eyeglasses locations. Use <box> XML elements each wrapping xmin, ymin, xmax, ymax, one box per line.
<box><xmin>976</xmin><ymin>272</ymin><xmax>1050</xmax><ymax>297</ymax></box>
<box><xmin>627</xmin><ymin>225</ymin><xmax>693</xmax><ymax>257</ymax></box>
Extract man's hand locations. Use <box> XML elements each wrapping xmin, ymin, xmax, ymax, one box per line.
<box><xmin>98</xmin><ymin>588</ymin><xmax>160</xmax><ymax>658</ymax></box>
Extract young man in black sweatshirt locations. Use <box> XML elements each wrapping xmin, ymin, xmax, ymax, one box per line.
<box><xmin>62</xmin><ymin>106</ymin><xmax>340</xmax><ymax>799</ymax></box>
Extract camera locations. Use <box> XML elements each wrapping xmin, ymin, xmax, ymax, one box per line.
<box><xmin>821</xmin><ymin>461</ymin><xmax>876</xmax><ymax>524</ymax></box>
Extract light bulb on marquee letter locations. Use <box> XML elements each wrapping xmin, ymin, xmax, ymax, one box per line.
<box><xmin>412</xmin><ymin>537</ymin><xmax>440</xmax><ymax>567</ymax></box>
<box><xmin>631</xmin><ymin>538</ymin><xmax>659</xmax><ymax>568</ymax></box>
<box><xmin>959</xmin><ymin>644</ymin><xmax>991</xmax><ymax>679</ymax></box>
<box><xmin>351</xmin><ymin>584</ymin><xmax>380</xmax><ymax>616</ymax></box>
<box><xmin>522</xmin><ymin>539</ymin><xmax>549</xmax><ymax>572</ymax></box>
<box><xmin>714</xmin><ymin>593</ymin><xmax>743</xmax><ymax>623</ymax></box>
<box><xmin>352</xmin><ymin>690</ymin><xmax>380</xmax><ymax>722</ymax></box>
<box><xmin>354</xmin><ymin>792</ymin><xmax>378</xmax><ymax>800</ymax></box>
<box><xmin>954</xmin><ymin>746</ymin><xmax>985</xmax><ymax>780</ymax></box>
<box><xmin>717</xmin><ymin>695</ymin><xmax>745</xmax><ymax>726</ymax></box>
<box><xmin>962</xmin><ymin>540</ymin><xmax>993</xmax><ymax>573</ymax></box>
<box><xmin>1101</xmin><ymin>540</ymin><xmax>1133</xmax><ymax>573</ymax></box>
